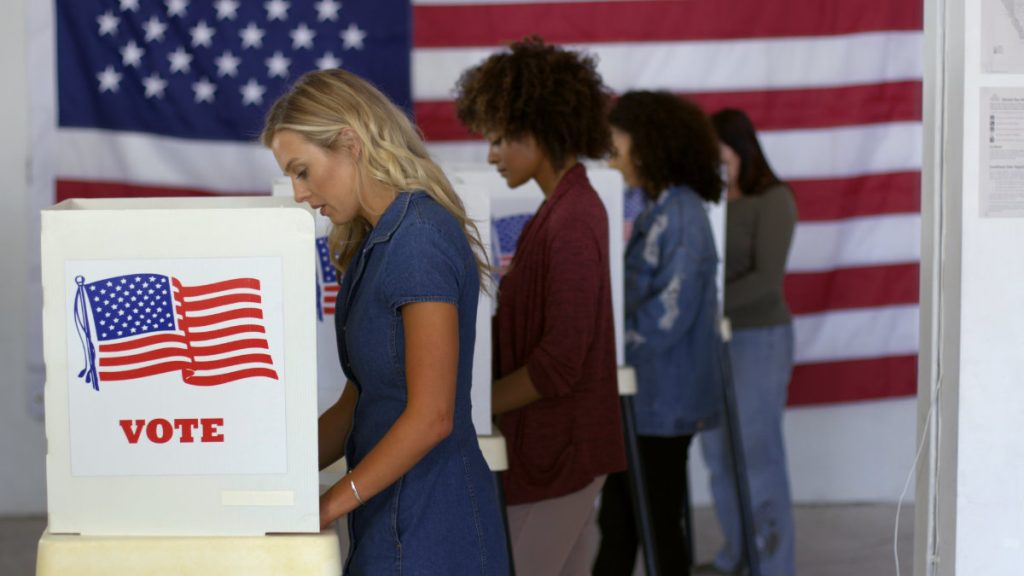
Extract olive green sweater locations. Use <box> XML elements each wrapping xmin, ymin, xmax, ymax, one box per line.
<box><xmin>724</xmin><ymin>184</ymin><xmax>797</xmax><ymax>329</ymax></box>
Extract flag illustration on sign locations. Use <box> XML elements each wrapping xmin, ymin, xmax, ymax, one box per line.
<box><xmin>73</xmin><ymin>273</ymin><xmax>278</xmax><ymax>390</ymax></box>
<box><xmin>493</xmin><ymin>193</ymin><xmax>640</xmax><ymax>274</ymax></box>
<box><xmin>316</xmin><ymin>236</ymin><xmax>339</xmax><ymax>320</ymax></box>
<box><xmin>493</xmin><ymin>214</ymin><xmax>532</xmax><ymax>269</ymax></box>
<box><xmin>622</xmin><ymin>188</ymin><xmax>645</xmax><ymax>242</ymax></box>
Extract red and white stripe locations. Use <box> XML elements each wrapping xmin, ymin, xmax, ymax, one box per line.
<box><xmin>49</xmin><ymin>0</ymin><xmax>923</xmax><ymax>405</ymax></box>
<box><xmin>174</xmin><ymin>278</ymin><xmax>279</xmax><ymax>386</ymax></box>
<box><xmin>97</xmin><ymin>331</ymin><xmax>191</xmax><ymax>382</ymax></box>
<box><xmin>97</xmin><ymin>278</ymin><xmax>278</xmax><ymax>386</ymax></box>
<box><xmin>322</xmin><ymin>284</ymin><xmax>339</xmax><ymax>316</ymax></box>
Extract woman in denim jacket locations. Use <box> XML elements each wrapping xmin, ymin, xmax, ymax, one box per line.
<box><xmin>263</xmin><ymin>69</ymin><xmax>509</xmax><ymax>575</ymax></box>
<box><xmin>594</xmin><ymin>91</ymin><xmax>725</xmax><ymax>575</ymax></box>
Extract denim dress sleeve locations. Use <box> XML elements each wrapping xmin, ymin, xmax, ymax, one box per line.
<box><xmin>625</xmin><ymin>191</ymin><xmax>712</xmax><ymax>367</ymax></box>
<box><xmin>380</xmin><ymin>220</ymin><xmax>465</xmax><ymax>310</ymax></box>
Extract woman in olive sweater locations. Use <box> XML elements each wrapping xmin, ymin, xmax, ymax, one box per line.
<box><xmin>697</xmin><ymin>108</ymin><xmax>798</xmax><ymax>576</ymax></box>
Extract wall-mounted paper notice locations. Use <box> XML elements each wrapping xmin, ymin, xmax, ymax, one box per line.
<box><xmin>982</xmin><ymin>0</ymin><xmax>1024</xmax><ymax>73</ymax></box>
<box><xmin>981</xmin><ymin>88</ymin><xmax>1024</xmax><ymax>217</ymax></box>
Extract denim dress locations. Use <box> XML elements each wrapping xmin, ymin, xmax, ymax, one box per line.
<box><xmin>334</xmin><ymin>191</ymin><xmax>509</xmax><ymax>575</ymax></box>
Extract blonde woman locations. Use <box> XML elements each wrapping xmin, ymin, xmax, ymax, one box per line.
<box><xmin>262</xmin><ymin>69</ymin><xmax>509</xmax><ymax>575</ymax></box>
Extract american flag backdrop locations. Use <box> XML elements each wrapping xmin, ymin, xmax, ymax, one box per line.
<box><xmin>33</xmin><ymin>0</ymin><xmax>923</xmax><ymax>406</ymax></box>
<box><xmin>73</xmin><ymin>273</ymin><xmax>278</xmax><ymax>389</ymax></box>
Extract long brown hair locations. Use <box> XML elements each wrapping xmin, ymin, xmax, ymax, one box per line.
<box><xmin>711</xmin><ymin>108</ymin><xmax>782</xmax><ymax>196</ymax></box>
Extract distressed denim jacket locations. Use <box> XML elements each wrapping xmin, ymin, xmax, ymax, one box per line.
<box><xmin>625</xmin><ymin>185</ymin><xmax>724</xmax><ymax>436</ymax></box>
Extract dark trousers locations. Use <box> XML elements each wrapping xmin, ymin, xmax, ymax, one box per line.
<box><xmin>593</xmin><ymin>434</ymin><xmax>693</xmax><ymax>575</ymax></box>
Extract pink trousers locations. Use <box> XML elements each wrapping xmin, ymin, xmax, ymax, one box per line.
<box><xmin>506</xmin><ymin>476</ymin><xmax>606</xmax><ymax>576</ymax></box>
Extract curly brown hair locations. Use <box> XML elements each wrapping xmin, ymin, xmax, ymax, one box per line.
<box><xmin>454</xmin><ymin>37</ymin><xmax>611</xmax><ymax>168</ymax></box>
<box><xmin>609</xmin><ymin>91</ymin><xmax>722</xmax><ymax>203</ymax></box>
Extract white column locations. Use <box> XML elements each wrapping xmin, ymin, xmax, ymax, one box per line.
<box><xmin>0</xmin><ymin>0</ymin><xmax>46</xmax><ymax>515</ymax></box>
<box><xmin>918</xmin><ymin>1</ymin><xmax>1024</xmax><ymax>574</ymax></box>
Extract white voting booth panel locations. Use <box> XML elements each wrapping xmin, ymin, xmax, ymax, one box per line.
<box><xmin>41</xmin><ymin>197</ymin><xmax>319</xmax><ymax>536</ymax></box>
<box><xmin>448</xmin><ymin>166</ymin><xmax>627</xmax><ymax>365</ymax></box>
<box><xmin>271</xmin><ymin>179</ymin><xmax>494</xmax><ymax>435</ymax></box>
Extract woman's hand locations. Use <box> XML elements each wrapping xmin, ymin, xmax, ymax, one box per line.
<box><xmin>319</xmin><ymin>491</ymin><xmax>340</xmax><ymax>530</ymax></box>
<box><xmin>319</xmin><ymin>474</ymin><xmax>362</xmax><ymax>529</ymax></box>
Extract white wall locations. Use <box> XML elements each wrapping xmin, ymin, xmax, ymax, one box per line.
<box><xmin>0</xmin><ymin>0</ymin><xmax>47</xmax><ymax>515</ymax></box>
<box><xmin>918</xmin><ymin>1</ymin><xmax>1024</xmax><ymax>573</ymax></box>
<box><xmin>945</xmin><ymin>1</ymin><xmax>1024</xmax><ymax>573</ymax></box>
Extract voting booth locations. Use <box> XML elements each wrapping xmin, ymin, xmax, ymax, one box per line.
<box><xmin>447</xmin><ymin>165</ymin><xmax>627</xmax><ymax>364</ymax></box>
<box><xmin>40</xmin><ymin>197</ymin><xmax>322</xmax><ymax>539</ymax></box>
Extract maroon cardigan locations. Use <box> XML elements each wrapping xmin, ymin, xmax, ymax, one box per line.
<box><xmin>495</xmin><ymin>164</ymin><xmax>626</xmax><ymax>505</ymax></box>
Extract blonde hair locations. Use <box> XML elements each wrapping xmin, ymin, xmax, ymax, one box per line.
<box><xmin>261</xmin><ymin>69</ymin><xmax>490</xmax><ymax>288</ymax></box>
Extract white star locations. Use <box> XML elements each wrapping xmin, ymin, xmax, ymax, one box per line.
<box><xmin>167</xmin><ymin>47</ymin><xmax>192</xmax><ymax>74</ymax></box>
<box><xmin>192</xmin><ymin>77</ymin><xmax>216</xmax><ymax>103</ymax></box>
<box><xmin>265</xmin><ymin>0</ymin><xmax>290</xmax><ymax>21</ymax></box>
<box><xmin>143</xmin><ymin>16</ymin><xmax>168</xmax><ymax>42</ymax></box>
<box><xmin>97</xmin><ymin>11</ymin><xmax>120</xmax><ymax>37</ymax></box>
<box><xmin>143</xmin><ymin>73</ymin><xmax>168</xmax><ymax>98</ymax></box>
<box><xmin>96</xmin><ymin>65</ymin><xmax>123</xmax><ymax>93</ymax></box>
<box><xmin>239</xmin><ymin>22</ymin><xmax>265</xmax><ymax>50</ymax></box>
<box><xmin>290</xmin><ymin>23</ymin><xmax>316</xmax><ymax>50</ymax></box>
<box><xmin>240</xmin><ymin>78</ymin><xmax>266</xmax><ymax>106</ymax></box>
<box><xmin>120</xmin><ymin>40</ymin><xmax>145</xmax><ymax>68</ymax></box>
<box><xmin>214</xmin><ymin>0</ymin><xmax>240</xmax><ymax>21</ymax></box>
<box><xmin>315</xmin><ymin>0</ymin><xmax>341</xmax><ymax>22</ymax></box>
<box><xmin>190</xmin><ymin>21</ymin><xmax>215</xmax><ymax>48</ymax></box>
<box><xmin>215</xmin><ymin>50</ymin><xmax>241</xmax><ymax>77</ymax></box>
<box><xmin>165</xmin><ymin>0</ymin><xmax>189</xmax><ymax>18</ymax></box>
<box><xmin>316</xmin><ymin>51</ymin><xmax>341</xmax><ymax>70</ymax></box>
<box><xmin>119</xmin><ymin>0</ymin><xmax>140</xmax><ymax>12</ymax></box>
<box><xmin>265</xmin><ymin>51</ymin><xmax>291</xmax><ymax>78</ymax></box>
<box><xmin>340</xmin><ymin>23</ymin><xmax>366</xmax><ymax>50</ymax></box>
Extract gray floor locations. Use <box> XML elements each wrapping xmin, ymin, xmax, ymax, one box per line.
<box><xmin>2</xmin><ymin>504</ymin><xmax>913</xmax><ymax>575</ymax></box>
<box><xmin>691</xmin><ymin>504</ymin><xmax>914</xmax><ymax>576</ymax></box>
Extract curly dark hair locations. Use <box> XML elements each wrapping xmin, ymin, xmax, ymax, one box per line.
<box><xmin>608</xmin><ymin>91</ymin><xmax>722</xmax><ymax>203</ymax></box>
<box><xmin>454</xmin><ymin>37</ymin><xmax>611</xmax><ymax>168</ymax></box>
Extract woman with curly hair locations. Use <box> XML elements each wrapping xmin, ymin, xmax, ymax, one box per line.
<box><xmin>263</xmin><ymin>69</ymin><xmax>509</xmax><ymax>575</ymax></box>
<box><xmin>455</xmin><ymin>38</ymin><xmax>626</xmax><ymax>574</ymax></box>
<box><xmin>592</xmin><ymin>91</ymin><xmax>725</xmax><ymax>575</ymax></box>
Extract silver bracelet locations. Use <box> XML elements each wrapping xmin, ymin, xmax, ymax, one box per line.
<box><xmin>349</xmin><ymin>478</ymin><xmax>365</xmax><ymax>506</ymax></box>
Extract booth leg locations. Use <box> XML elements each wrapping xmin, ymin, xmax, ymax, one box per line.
<box><xmin>495</xmin><ymin>471</ymin><xmax>516</xmax><ymax>576</ymax></box>
<box><xmin>719</xmin><ymin>339</ymin><xmax>762</xmax><ymax>576</ymax></box>
<box><xmin>683</xmin><ymin>452</ymin><xmax>695</xmax><ymax>569</ymax></box>
<box><xmin>620</xmin><ymin>395</ymin><xmax>660</xmax><ymax>576</ymax></box>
